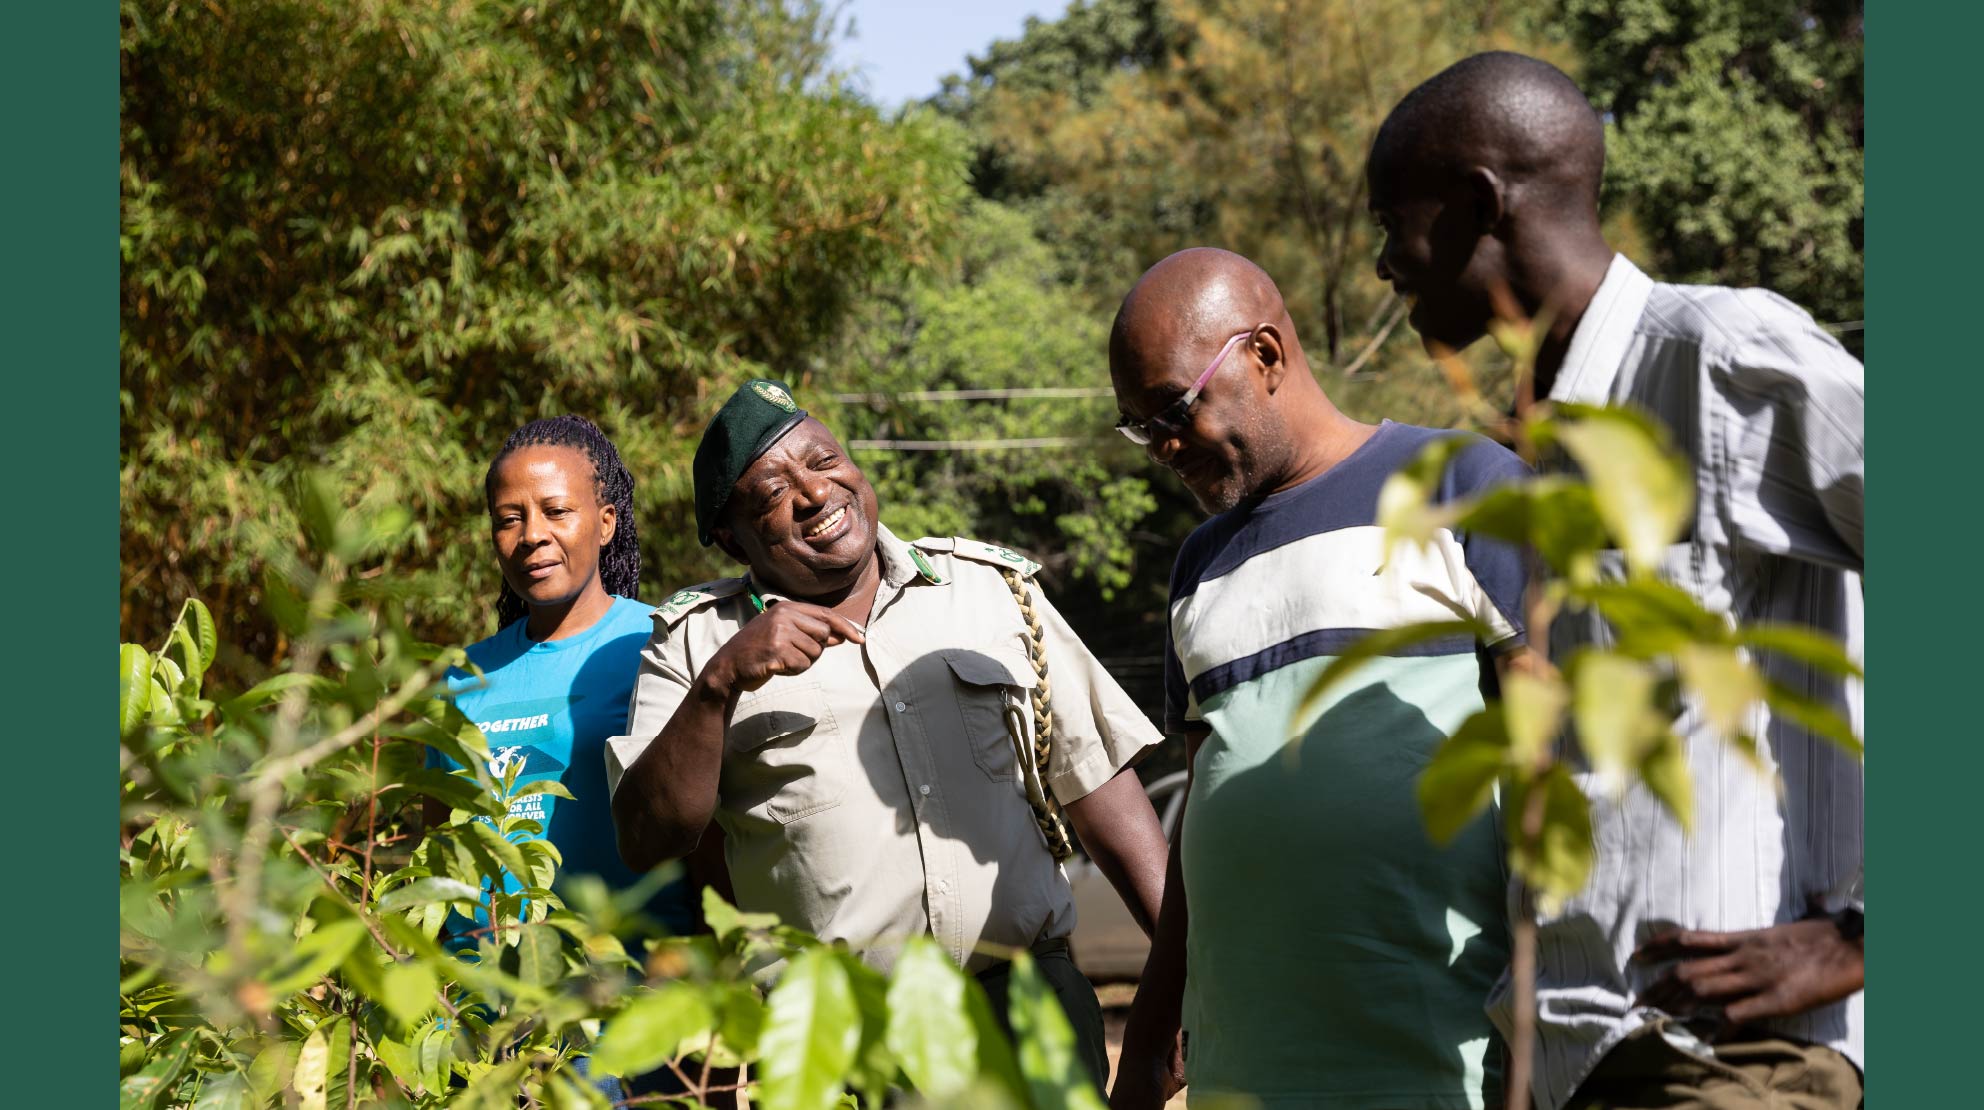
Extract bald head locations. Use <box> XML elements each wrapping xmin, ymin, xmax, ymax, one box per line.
<box><xmin>1109</xmin><ymin>249</ymin><xmax>1352</xmax><ymax>514</ymax></box>
<box><xmin>1371</xmin><ymin>52</ymin><xmax>1605</xmax><ymax>216</ymax></box>
<box><xmin>1110</xmin><ymin>248</ymin><xmax>1297</xmax><ymax>376</ymax></box>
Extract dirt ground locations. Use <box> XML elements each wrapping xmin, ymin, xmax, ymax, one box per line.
<box><xmin>1096</xmin><ymin>983</ymin><xmax>1189</xmax><ymax>1108</ymax></box>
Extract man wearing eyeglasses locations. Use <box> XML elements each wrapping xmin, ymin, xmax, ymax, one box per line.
<box><xmin>1105</xmin><ymin>247</ymin><xmax>1533</xmax><ymax>1110</ymax></box>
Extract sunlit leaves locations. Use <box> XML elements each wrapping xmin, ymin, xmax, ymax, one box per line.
<box><xmin>592</xmin><ymin>983</ymin><xmax>716</xmax><ymax>1079</ymax></box>
<box><xmin>1568</xmin><ymin>652</ymin><xmax>1670</xmax><ymax>794</ymax></box>
<box><xmin>885</xmin><ymin>938</ymin><xmax>978</xmax><ymax>1099</ymax></box>
<box><xmin>1416</xmin><ymin>711</ymin><xmax>1511</xmax><ymax>846</ymax></box>
<box><xmin>1540</xmin><ymin>404</ymin><xmax>1695</xmax><ymax>575</ymax></box>
<box><xmin>1506</xmin><ymin>766</ymin><xmax>1596</xmax><ymax>913</ymax></box>
<box><xmin>758</xmin><ymin>948</ymin><xmax>862</xmax><ymax>1110</ymax></box>
<box><xmin>1006</xmin><ymin>953</ymin><xmax>1107</xmax><ymax>1110</ymax></box>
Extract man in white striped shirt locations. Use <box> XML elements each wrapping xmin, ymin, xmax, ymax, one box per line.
<box><xmin>1368</xmin><ymin>53</ymin><xmax>1864</xmax><ymax>1109</ymax></box>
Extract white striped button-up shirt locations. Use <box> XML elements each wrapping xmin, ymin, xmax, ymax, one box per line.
<box><xmin>1485</xmin><ymin>254</ymin><xmax>1865</xmax><ymax>1109</ymax></box>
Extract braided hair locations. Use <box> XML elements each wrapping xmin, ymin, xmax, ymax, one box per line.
<box><xmin>485</xmin><ymin>415</ymin><xmax>641</xmax><ymax>631</ymax></box>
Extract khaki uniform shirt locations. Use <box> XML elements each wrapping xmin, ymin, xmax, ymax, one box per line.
<box><xmin>606</xmin><ymin>524</ymin><xmax>1158</xmax><ymax>972</ymax></box>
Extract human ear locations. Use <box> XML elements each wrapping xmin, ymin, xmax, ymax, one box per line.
<box><xmin>1466</xmin><ymin>166</ymin><xmax>1507</xmax><ymax>232</ymax></box>
<box><xmin>1253</xmin><ymin>325</ymin><xmax>1288</xmax><ymax>393</ymax></box>
<box><xmin>597</xmin><ymin>501</ymin><xmax>617</xmax><ymax>547</ymax></box>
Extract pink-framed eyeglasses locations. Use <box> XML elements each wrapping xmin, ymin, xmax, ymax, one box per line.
<box><xmin>1114</xmin><ymin>327</ymin><xmax>1257</xmax><ymax>446</ymax></box>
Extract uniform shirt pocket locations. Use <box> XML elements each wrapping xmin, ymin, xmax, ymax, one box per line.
<box><xmin>941</xmin><ymin>647</ymin><xmax>1039</xmax><ymax>784</ymax></box>
<box><xmin>724</xmin><ymin>681</ymin><xmax>845</xmax><ymax>824</ymax></box>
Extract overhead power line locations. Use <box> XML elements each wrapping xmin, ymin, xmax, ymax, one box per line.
<box><xmin>830</xmin><ymin>387</ymin><xmax>1114</xmax><ymax>403</ymax></box>
<box><xmin>848</xmin><ymin>436</ymin><xmax>1098</xmax><ymax>452</ymax></box>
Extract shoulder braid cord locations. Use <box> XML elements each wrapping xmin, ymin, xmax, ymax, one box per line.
<box><xmin>998</xmin><ymin>566</ymin><xmax>1076</xmax><ymax>862</ymax></box>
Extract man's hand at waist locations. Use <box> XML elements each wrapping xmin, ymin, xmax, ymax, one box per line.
<box><xmin>1633</xmin><ymin>913</ymin><xmax>1863</xmax><ymax>1030</ymax></box>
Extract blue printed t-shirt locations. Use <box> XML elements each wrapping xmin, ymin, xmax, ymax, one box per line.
<box><xmin>1164</xmin><ymin>421</ymin><xmax>1527</xmax><ymax>1109</ymax></box>
<box><xmin>430</xmin><ymin>596</ymin><xmax>688</xmax><ymax>931</ymax></box>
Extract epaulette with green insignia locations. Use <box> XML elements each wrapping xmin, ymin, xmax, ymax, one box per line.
<box><xmin>651</xmin><ymin>577</ymin><xmax>749</xmax><ymax>628</ymax></box>
<box><xmin>941</xmin><ymin>537</ymin><xmax>1042</xmax><ymax>577</ymax></box>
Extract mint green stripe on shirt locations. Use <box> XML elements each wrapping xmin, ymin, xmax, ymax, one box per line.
<box><xmin>1182</xmin><ymin>654</ymin><xmax>1509</xmax><ymax>1109</ymax></box>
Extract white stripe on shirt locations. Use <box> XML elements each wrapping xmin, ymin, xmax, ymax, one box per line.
<box><xmin>1488</xmin><ymin>254</ymin><xmax>1865</xmax><ymax>1109</ymax></box>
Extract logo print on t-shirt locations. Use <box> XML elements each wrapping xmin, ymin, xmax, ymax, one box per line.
<box><xmin>485</xmin><ymin>745</ymin><xmax>568</xmax><ymax>779</ymax></box>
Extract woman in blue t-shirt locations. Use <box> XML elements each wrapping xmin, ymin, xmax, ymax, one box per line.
<box><xmin>430</xmin><ymin>415</ymin><xmax>692</xmax><ymax>933</ymax></box>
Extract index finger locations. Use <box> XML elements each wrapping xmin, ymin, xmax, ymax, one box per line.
<box><xmin>775</xmin><ymin>601</ymin><xmax>866</xmax><ymax>646</ymax></box>
<box><xmin>818</xmin><ymin>609</ymin><xmax>867</xmax><ymax>645</ymax></box>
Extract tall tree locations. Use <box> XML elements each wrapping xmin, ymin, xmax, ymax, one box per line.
<box><xmin>1557</xmin><ymin>0</ymin><xmax>1864</xmax><ymax>331</ymax></box>
<box><xmin>120</xmin><ymin>0</ymin><xmax>969</xmax><ymax>664</ymax></box>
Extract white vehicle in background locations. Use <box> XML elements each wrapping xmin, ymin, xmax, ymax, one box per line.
<box><xmin>1065</xmin><ymin>770</ymin><xmax>1190</xmax><ymax>982</ymax></box>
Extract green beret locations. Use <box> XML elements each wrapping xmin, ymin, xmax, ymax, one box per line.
<box><xmin>693</xmin><ymin>379</ymin><xmax>808</xmax><ymax>545</ymax></box>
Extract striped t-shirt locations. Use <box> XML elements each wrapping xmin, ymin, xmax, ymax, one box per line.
<box><xmin>1165</xmin><ymin>420</ymin><xmax>1528</xmax><ymax>1109</ymax></box>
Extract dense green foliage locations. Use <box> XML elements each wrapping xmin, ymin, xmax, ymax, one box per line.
<box><xmin>120</xmin><ymin>488</ymin><xmax>1108</xmax><ymax>1109</ymax></box>
<box><xmin>1559</xmin><ymin>0</ymin><xmax>1864</xmax><ymax>332</ymax></box>
<box><xmin>118</xmin><ymin>3</ymin><xmax>1863</xmax><ymax>1103</ymax></box>
<box><xmin>121</xmin><ymin>0</ymin><xmax>970</xmax><ymax>663</ymax></box>
<box><xmin>120</xmin><ymin>0</ymin><xmax>1863</xmax><ymax>682</ymax></box>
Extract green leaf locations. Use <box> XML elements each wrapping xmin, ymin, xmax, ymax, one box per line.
<box><xmin>510</xmin><ymin>778</ymin><xmax>577</xmax><ymax>801</ymax></box>
<box><xmin>456</xmin><ymin>1059</ymin><xmax>530</xmax><ymax>1110</ymax></box>
<box><xmin>1638</xmin><ymin>732</ymin><xmax>1694</xmax><ymax>831</ymax></box>
<box><xmin>1416</xmin><ymin>711</ymin><xmax>1511</xmax><ymax>845</ymax></box>
<box><xmin>467</xmin><ymin>818</ymin><xmax>532</xmax><ymax>885</ymax></box>
<box><xmin>547</xmin><ymin>1070</ymin><xmax>616</xmax><ymax>1110</ymax></box>
<box><xmin>1546</xmin><ymin>404</ymin><xmax>1694</xmax><ymax>575</ymax></box>
<box><xmin>593</xmin><ymin>982</ymin><xmax>716</xmax><ymax>1078</ymax></box>
<box><xmin>716</xmin><ymin>981</ymin><xmax>770</xmax><ymax>1058</ymax></box>
<box><xmin>1374</xmin><ymin>433</ymin><xmax>1476</xmax><ymax>555</ymax></box>
<box><xmin>414</xmin><ymin>1018</ymin><xmax>454</xmax><ymax>1096</ymax></box>
<box><xmin>758</xmin><ymin>947</ymin><xmax>862</xmax><ymax>1110</ymax></box>
<box><xmin>838</xmin><ymin>950</ymin><xmax>900</xmax><ymax>1105</ymax></box>
<box><xmin>1005</xmin><ymin>952</ymin><xmax>1106</xmax><ymax>1110</ymax></box>
<box><xmin>1506</xmin><ymin>765</ymin><xmax>1595</xmax><ymax>912</ymax></box>
<box><xmin>1569</xmin><ymin>651</ymin><xmax>1668</xmax><ymax>788</ymax></box>
<box><xmin>1737</xmin><ymin>624</ymin><xmax>1864</xmax><ymax>679</ymax></box>
<box><xmin>377</xmin><ymin>876</ymin><xmax>483</xmax><ymax>913</ymax></box>
<box><xmin>176</xmin><ymin>597</ymin><xmax>219</xmax><ymax>682</ymax></box>
<box><xmin>381</xmin><ymin>961</ymin><xmax>440</xmax><ymax>1027</ymax></box>
<box><xmin>1760</xmin><ymin>678</ymin><xmax>1863</xmax><ymax>757</ymax></box>
<box><xmin>1570</xmin><ymin>579</ymin><xmax>1729</xmax><ymax>653</ymax></box>
<box><xmin>119</xmin><ymin>1031</ymin><xmax>195</xmax><ymax>1110</ymax></box>
<box><xmin>505</xmin><ymin>922</ymin><xmax>566</xmax><ymax>987</ymax></box>
<box><xmin>188</xmin><ymin>1071</ymin><xmax>252</xmax><ymax>1110</ymax></box>
<box><xmin>1502</xmin><ymin>670</ymin><xmax>1567</xmax><ymax>767</ymax></box>
<box><xmin>264</xmin><ymin>918</ymin><xmax>368</xmax><ymax>996</ymax></box>
<box><xmin>373</xmin><ymin>1032</ymin><xmax>419</xmax><ymax>1093</ymax></box>
<box><xmin>247</xmin><ymin>1041</ymin><xmax>296</xmax><ymax>1103</ymax></box>
<box><xmin>1289</xmin><ymin>620</ymin><xmax>1485</xmax><ymax>736</ymax></box>
<box><xmin>119</xmin><ymin>881</ymin><xmax>173</xmax><ymax>942</ymax></box>
<box><xmin>704</xmin><ymin>886</ymin><xmax>781</xmax><ymax>943</ymax></box>
<box><xmin>120</xmin><ymin>644</ymin><xmax>153</xmax><ymax>736</ymax></box>
<box><xmin>1675</xmin><ymin>645</ymin><xmax>1765</xmax><ymax>741</ymax></box>
<box><xmin>962</xmin><ymin>974</ymin><xmax>1027</xmax><ymax>1103</ymax></box>
<box><xmin>220</xmin><ymin>672</ymin><xmax>332</xmax><ymax>715</ymax></box>
<box><xmin>294</xmin><ymin>1024</ymin><xmax>331</xmax><ymax>1110</ymax></box>
<box><xmin>885</xmin><ymin>937</ymin><xmax>979</xmax><ymax>1098</ymax></box>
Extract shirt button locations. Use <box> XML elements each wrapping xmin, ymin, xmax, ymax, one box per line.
<box><xmin>918</xmin><ymin>784</ymin><xmax>931</xmax><ymax>796</ymax></box>
<box><xmin>937</xmin><ymin>879</ymin><xmax>951</xmax><ymax>893</ymax></box>
<box><xmin>894</xmin><ymin>700</ymin><xmax>907</xmax><ymax>712</ymax></box>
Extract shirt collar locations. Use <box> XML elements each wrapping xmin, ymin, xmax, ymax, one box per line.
<box><xmin>1549</xmin><ymin>252</ymin><xmax>1655</xmax><ymax>406</ymax></box>
<box><xmin>745</xmin><ymin>521</ymin><xmax>936</xmax><ymax>606</ymax></box>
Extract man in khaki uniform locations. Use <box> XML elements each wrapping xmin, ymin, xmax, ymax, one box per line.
<box><xmin>608</xmin><ymin>380</ymin><xmax>1169</xmax><ymax>1086</ymax></box>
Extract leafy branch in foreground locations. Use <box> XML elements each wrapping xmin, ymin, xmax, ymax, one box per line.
<box><xmin>120</xmin><ymin>476</ymin><xmax>1103</xmax><ymax>1110</ymax></box>
<box><xmin>1295</xmin><ymin>397</ymin><xmax>1863</xmax><ymax>907</ymax></box>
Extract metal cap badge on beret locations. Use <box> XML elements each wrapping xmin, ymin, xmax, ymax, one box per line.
<box><xmin>693</xmin><ymin>379</ymin><xmax>808</xmax><ymax>545</ymax></box>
